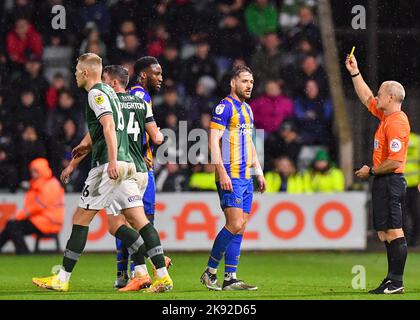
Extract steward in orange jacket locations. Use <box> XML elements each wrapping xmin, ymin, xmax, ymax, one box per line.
<box><xmin>0</xmin><ymin>158</ymin><xmax>64</xmax><ymax>254</ymax></box>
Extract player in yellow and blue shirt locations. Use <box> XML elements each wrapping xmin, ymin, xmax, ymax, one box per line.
<box><xmin>200</xmin><ymin>66</ymin><xmax>266</xmax><ymax>291</ymax></box>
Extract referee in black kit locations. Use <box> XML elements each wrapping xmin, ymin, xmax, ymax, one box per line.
<box><xmin>346</xmin><ymin>54</ymin><xmax>410</xmax><ymax>294</ymax></box>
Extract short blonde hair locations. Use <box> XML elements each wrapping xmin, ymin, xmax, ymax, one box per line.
<box><xmin>77</xmin><ymin>53</ymin><xmax>102</xmax><ymax>74</ymax></box>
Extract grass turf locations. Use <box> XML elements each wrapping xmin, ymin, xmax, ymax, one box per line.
<box><xmin>0</xmin><ymin>251</ymin><xmax>419</xmax><ymax>300</ymax></box>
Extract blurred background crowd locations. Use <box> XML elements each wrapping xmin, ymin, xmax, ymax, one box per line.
<box><xmin>0</xmin><ymin>0</ymin><xmax>345</xmax><ymax>193</ymax></box>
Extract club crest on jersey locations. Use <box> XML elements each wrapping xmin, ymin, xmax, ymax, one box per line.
<box><xmin>135</xmin><ymin>91</ymin><xmax>145</xmax><ymax>99</ymax></box>
<box><xmin>215</xmin><ymin>104</ymin><xmax>225</xmax><ymax>115</ymax></box>
<box><xmin>374</xmin><ymin>139</ymin><xmax>379</xmax><ymax>150</ymax></box>
<box><xmin>390</xmin><ymin>139</ymin><xmax>402</xmax><ymax>152</ymax></box>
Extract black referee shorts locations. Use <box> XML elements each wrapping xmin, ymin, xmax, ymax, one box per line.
<box><xmin>372</xmin><ymin>173</ymin><xmax>407</xmax><ymax>231</ymax></box>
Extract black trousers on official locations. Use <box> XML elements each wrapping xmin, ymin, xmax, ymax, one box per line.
<box><xmin>0</xmin><ymin>220</ymin><xmax>43</xmax><ymax>254</ymax></box>
<box><xmin>403</xmin><ymin>186</ymin><xmax>420</xmax><ymax>245</ymax></box>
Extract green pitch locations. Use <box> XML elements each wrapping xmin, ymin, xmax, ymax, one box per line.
<box><xmin>0</xmin><ymin>252</ymin><xmax>419</xmax><ymax>300</ymax></box>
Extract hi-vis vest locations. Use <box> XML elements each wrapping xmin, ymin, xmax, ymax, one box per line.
<box><xmin>405</xmin><ymin>132</ymin><xmax>420</xmax><ymax>187</ymax></box>
<box><xmin>264</xmin><ymin>171</ymin><xmax>304</xmax><ymax>193</ymax></box>
<box><xmin>301</xmin><ymin>168</ymin><xmax>345</xmax><ymax>193</ymax></box>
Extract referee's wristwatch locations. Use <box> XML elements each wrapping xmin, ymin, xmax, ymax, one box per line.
<box><xmin>369</xmin><ymin>167</ymin><xmax>375</xmax><ymax>176</ymax></box>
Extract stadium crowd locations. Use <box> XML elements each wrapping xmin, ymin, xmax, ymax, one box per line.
<box><xmin>0</xmin><ymin>0</ymin><xmax>344</xmax><ymax>193</ymax></box>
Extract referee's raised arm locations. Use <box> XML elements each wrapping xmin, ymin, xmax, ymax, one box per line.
<box><xmin>345</xmin><ymin>54</ymin><xmax>374</xmax><ymax>108</ymax></box>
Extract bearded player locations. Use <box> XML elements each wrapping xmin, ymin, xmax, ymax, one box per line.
<box><xmin>200</xmin><ymin>66</ymin><xmax>266</xmax><ymax>291</ymax></box>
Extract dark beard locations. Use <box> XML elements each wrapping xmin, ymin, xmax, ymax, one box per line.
<box><xmin>147</xmin><ymin>84</ymin><xmax>159</xmax><ymax>95</ymax></box>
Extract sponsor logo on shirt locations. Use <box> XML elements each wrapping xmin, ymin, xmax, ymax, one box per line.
<box><xmin>128</xmin><ymin>195</ymin><xmax>141</xmax><ymax>202</ymax></box>
<box><xmin>95</xmin><ymin>94</ymin><xmax>104</xmax><ymax>105</ymax></box>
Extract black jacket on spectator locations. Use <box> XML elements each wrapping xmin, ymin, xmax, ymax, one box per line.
<box><xmin>182</xmin><ymin>55</ymin><xmax>218</xmax><ymax>95</ymax></box>
<box><xmin>14</xmin><ymin>102</ymin><xmax>45</xmax><ymax>135</ymax></box>
<box><xmin>292</xmin><ymin>66</ymin><xmax>328</xmax><ymax>98</ymax></box>
<box><xmin>160</xmin><ymin>55</ymin><xmax>184</xmax><ymax>83</ymax></box>
<box><xmin>286</xmin><ymin>21</ymin><xmax>322</xmax><ymax>53</ymax></box>
<box><xmin>0</xmin><ymin>124</ymin><xmax>18</xmax><ymax>192</ymax></box>
<box><xmin>11</xmin><ymin>70</ymin><xmax>49</xmax><ymax>107</ymax></box>
<box><xmin>17</xmin><ymin>130</ymin><xmax>47</xmax><ymax>183</ymax></box>
<box><xmin>265</xmin><ymin>132</ymin><xmax>303</xmax><ymax>170</ymax></box>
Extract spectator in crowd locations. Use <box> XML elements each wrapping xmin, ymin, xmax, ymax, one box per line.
<box><xmin>294</xmin><ymin>80</ymin><xmax>333</xmax><ymax>145</ymax></box>
<box><xmin>159</xmin><ymin>41</ymin><xmax>183</xmax><ymax>85</ymax></box>
<box><xmin>45</xmin><ymin>73</ymin><xmax>66</xmax><ymax>111</ymax></box>
<box><xmin>403</xmin><ymin>132</ymin><xmax>420</xmax><ymax>247</ymax></box>
<box><xmin>146</xmin><ymin>21</ymin><xmax>170</xmax><ymax>57</ymax></box>
<box><xmin>14</xmin><ymin>90</ymin><xmax>45</xmax><ymax>134</ymax></box>
<box><xmin>283</xmin><ymin>37</ymin><xmax>320</xmax><ymax>72</ymax></box>
<box><xmin>109</xmin><ymin>0</ymin><xmax>143</xmax><ymax>37</ymax></box>
<box><xmin>0</xmin><ymin>91</ymin><xmax>13</xmax><ymax>132</ymax></box>
<box><xmin>214</xmin><ymin>14</ymin><xmax>254</xmax><ymax>61</ymax></box>
<box><xmin>42</xmin><ymin>31</ymin><xmax>74</xmax><ymax>84</ymax></box>
<box><xmin>286</xmin><ymin>6</ymin><xmax>322</xmax><ymax>53</ymax></box>
<box><xmin>250</xmin><ymin>80</ymin><xmax>294</xmax><ymax>135</ymax></box>
<box><xmin>6</xmin><ymin>16</ymin><xmax>43</xmax><ymax>67</ymax></box>
<box><xmin>155</xmin><ymin>162</ymin><xmax>190</xmax><ymax>192</ymax></box>
<box><xmin>0</xmin><ymin>158</ymin><xmax>64</xmax><ymax>254</ymax></box>
<box><xmin>52</xmin><ymin>119</ymin><xmax>86</xmax><ymax>191</ymax></box>
<box><xmin>278</xmin><ymin>0</ymin><xmax>317</xmax><ymax>33</ymax></box>
<box><xmin>264</xmin><ymin>156</ymin><xmax>304</xmax><ymax>193</ymax></box>
<box><xmin>155</xmin><ymin>86</ymin><xmax>187</xmax><ymax>127</ymax></box>
<box><xmin>182</xmin><ymin>40</ymin><xmax>218</xmax><ymax>95</ymax></box>
<box><xmin>155</xmin><ymin>0</ymin><xmax>197</xmax><ymax>41</ymax></box>
<box><xmin>2</xmin><ymin>0</ymin><xmax>35</xmax><ymax>33</ymax></box>
<box><xmin>46</xmin><ymin>89</ymin><xmax>82</xmax><ymax>137</ymax></box>
<box><xmin>111</xmin><ymin>33</ymin><xmax>143</xmax><ymax>64</ymax></box>
<box><xmin>17</xmin><ymin>126</ymin><xmax>47</xmax><ymax>184</ymax></box>
<box><xmin>264</xmin><ymin>120</ymin><xmax>303</xmax><ymax>169</ymax></box>
<box><xmin>77</xmin><ymin>0</ymin><xmax>111</xmax><ymax>38</ymax></box>
<box><xmin>113</xmin><ymin>20</ymin><xmax>138</xmax><ymax>52</ymax></box>
<box><xmin>199</xmin><ymin>112</ymin><xmax>211</xmax><ymax>131</ymax></box>
<box><xmin>251</xmin><ymin>32</ymin><xmax>286</xmax><ymax>93</ymax></box>
<box><xmin>186</xmin><ymin>76</ymin><xmax>218</xmax><ymax>128</ymax></box>
<box><xmin>0</xmin><ymin>121</ymin><xmax>18</xmax><ymax>192</ymax></box>
<box><xmin>292</xmin><ymin>54</ymin><xmax>328</xmax><ymax>98</ymax></box>
<box><xmin>245</xmin><ymin>0</ymin><xmax>278</xmax><ymax>38</ymax></box>
<box><xmin>189</xmin><ymin>163</ymin><xmax>217</xmax><ymax>191</ymax></box>
<box><xmin>216</xmin><ymin>0</ymin><xmax>244</xmax><ymax>19</ymax></box>
<box><xmin>11</xmin><ymin>54</ymin><xmax>49</xmax><ymax>106</ymax></box>
<box><xmin>302</xmin><ymin>149</ymin><xmax>344</xmax><ymax>192</ymax></box>
<box><xmin>79</xmin><ymin>28</ymin><xmax>107</xmax><ymax>58</ymax></box>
